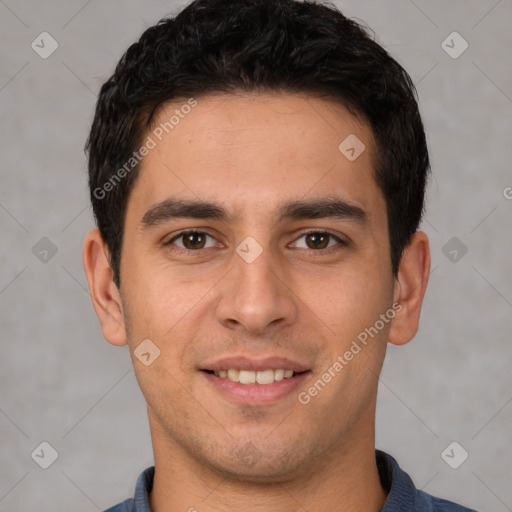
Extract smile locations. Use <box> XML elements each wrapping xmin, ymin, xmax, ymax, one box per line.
<box><xmin>209</xmin><ymin>368</ymin><xmax>297</xmax><ymax>385</ymax></box>
<box><xmin>201</xmin><ymin>369</ymin><xmax>311</xmax><ymax>405</ymax></box>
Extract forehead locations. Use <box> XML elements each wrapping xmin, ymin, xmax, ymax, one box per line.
<box><xmin>127</xmin><ymin>92</ymin><xmax>384</xmax><ymax>225</ymax></box>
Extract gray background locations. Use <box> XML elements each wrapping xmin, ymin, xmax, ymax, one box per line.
<box><xmin>1</xmin><ymin>0</ymin><xmax>511</xmax><ymax>510</ymax></box>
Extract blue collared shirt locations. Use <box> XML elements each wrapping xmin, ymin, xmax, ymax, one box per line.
<box><xmin>104</xmin><ymin>451</ymin><xmax>477</xmax><ymax>511</ymax></box>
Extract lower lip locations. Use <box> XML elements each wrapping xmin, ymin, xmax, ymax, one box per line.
<box><xmin>201</xmin><ymin>371</ymin><xmax>311</xmax><ymax>405</ymax></box>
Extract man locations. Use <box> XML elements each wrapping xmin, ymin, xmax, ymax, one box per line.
<box><xmin>82</xmin><ymin>0</ymin><xmax>477</xmax><ymax>510</ymax></box>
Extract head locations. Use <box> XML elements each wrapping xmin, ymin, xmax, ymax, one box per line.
<box><xmin>84</xmin><ymin>0</ymin><xmax>430</xmax><ymax>484</ymax></box>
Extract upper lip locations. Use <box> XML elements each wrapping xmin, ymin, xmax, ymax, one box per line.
<box><xmin>201</xmin><ymin>355</ymin><xmax>310</xmax><ymax>373</ymax></box>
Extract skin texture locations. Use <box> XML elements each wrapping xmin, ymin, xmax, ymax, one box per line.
<box><xmin>83</xmin><ymin>92</ymin><xmax>430</xmax><ymax>512</ymax></box>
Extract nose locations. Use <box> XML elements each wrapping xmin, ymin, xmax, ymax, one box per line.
<box><xmin>215</xmin><ymin>244</ymin><xmax>298</xmax><ymax>336</ymax></box>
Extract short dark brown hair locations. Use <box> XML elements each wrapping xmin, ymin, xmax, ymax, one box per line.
<box><xmin>86</xmin><ymin>0</ymin><xmax>430</xmax><ymax>288</ymax></box>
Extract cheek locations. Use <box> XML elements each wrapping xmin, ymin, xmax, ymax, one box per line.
<box><xmin>302</xmin><ymin>269</ymin><xmax>390</xmax><ymax>414</ymax></box>
<box><xmin>121</xmin><ymin>259</ymin><xmax>216</xmax><ymax>375</ymax></box>
<box><xmin>123</xmin><ymin>254</ymin><xmax>203</xmax><ymax>334</ymax></box>
<box><xmin>296</xmin><ymin>262</ymin><xmax>392</xmax><ymax>341</ymax></box>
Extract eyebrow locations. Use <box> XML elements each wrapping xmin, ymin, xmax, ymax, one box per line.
<box><xmin>139</xmin><ymin>196</ymin><xmax>368</xmax><ymax>230</ymax></box>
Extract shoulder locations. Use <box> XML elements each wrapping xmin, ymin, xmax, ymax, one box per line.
<box><xmin>377</xmin><ymin>451</ymin><xmax>478</xmax><ymax>512</ymax></box>
<box><xmin>417</xmin><ymin>490</ymin><xmax>478</xmax><ymax>511</ymax></box>
<box><xmin>102</xmin><ymin>466</ymin><xmax>155</xmax><ymax>512</ymax></box>
<box><xmin>103</xmin><ymin>499</ymin><xmax>135</xmax><ymax>512</ymax></box>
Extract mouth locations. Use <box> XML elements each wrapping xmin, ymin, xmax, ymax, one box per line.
<box><xmin>200</xmin><ymin>357</ymin><xmax>312</xmax><ymax>405</ymax></box>
<box><xmin>202</xmin><ymin>368</ymin><xmax>305</xmax><ymax>385</ymax></box>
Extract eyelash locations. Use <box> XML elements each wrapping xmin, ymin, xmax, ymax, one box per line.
<box><xmin>163</xmin><ymin>229</ymin><xmax>347</xmax><ymax>254</ymax></box>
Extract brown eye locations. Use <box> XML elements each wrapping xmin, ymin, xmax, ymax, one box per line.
<box><xmin>305</xmin><ymin>232</ymin><xmax>331</xmax><ymax>249</ymax></box>
<box><xmin>290</xmin><ymin>231</ymin><xmax>343</xmax><ymax>251</ymax></box>
<box><xmin>167</xmin><ymin>231</ymin><xmax>216</xmax><ymax>250</ymax></box>
<box><xmin>182</xmin><ymin>232</ymin><xmax>206</xmax><ymax>249</ymax></box>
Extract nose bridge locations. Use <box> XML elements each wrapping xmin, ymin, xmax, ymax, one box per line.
<box><xmin>236</xmin><ymin>247</ymin><xmax>278</xmax><ymax>296</ymax></box>
<box><xmin>215</xmin><ymin>238</ymin><xmax>297</xmax><ymax>334</ymax></box>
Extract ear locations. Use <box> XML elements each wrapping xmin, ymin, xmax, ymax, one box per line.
<box><xmin>388</xmin><ymin>230</ymin><xmax>430</xmax><ymax>346</ymax></box>
<box><xmin>83</xmin><ymin>228</ymin><xmax>127</xmax><ymax>346</ymax></box>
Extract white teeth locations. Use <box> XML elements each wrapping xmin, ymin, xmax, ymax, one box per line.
<box><xmin>274</xmin><ymin>369</ymin><xmax>285</xmax><ymax>381</ymax></box>
<box><xmin>256</xmin><ymin>369</ymin><xmax>275</xmax><ymax>385</ymax></box>
<box><xmin>239</xmin><ymin>370</ymin><xmax>256</xmax><ymax>384</ymax></box>
<box><xmin>227</xmin><ymin>369</ymin><xmax>239</xmax><ymax>382</ymax></box>
<box><xmin>213</xmin><ymin>368</ymin><xmax>297</xmax><ymax>385</ymax></box>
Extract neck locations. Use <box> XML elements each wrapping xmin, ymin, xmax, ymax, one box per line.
<box><xmin>148</xmin><ymin>412</ymin><xmax>387</xmax><ymax>512</ymax></box>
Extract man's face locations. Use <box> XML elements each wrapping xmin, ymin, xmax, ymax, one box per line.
<box><xmin>119</xmin><ymin>92</ymin><xmax>396</xmax><ymax>481</ymax></box>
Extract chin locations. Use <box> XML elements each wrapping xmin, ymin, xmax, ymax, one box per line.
<box><xmin>213</xmin><ymin>460</ymin><xmax>302</xmax><ymax>485</ymax></box>
<box><xmin>202</xmin><ymin>440</ymin><xmax>317</xmax><ymax>484</ymax></box>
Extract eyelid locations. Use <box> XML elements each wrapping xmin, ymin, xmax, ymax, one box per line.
<box><xmin>288</xmin><ymin>229</ymin><xmax>347</xmax><ymax>250</ymax></box>
<box><xmin>164</xmin><ymin>229</ymin><xmax>221</xmax><ymax>249</ymax></box>
<box><xmin>163</xmin><ymin>228</ymin><xmax>348</xmax><ymax>252</ymax></box>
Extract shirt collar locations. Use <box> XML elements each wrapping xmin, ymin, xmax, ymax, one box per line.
<box><xmin>133</xmin><ymin>465</ymin><xmax>154</xmax><ymax>512</ymax></box>
<box><xmin>376</xmin><ymin>450</ymin><xmax>421</xmax><ymax>510</ymax></box>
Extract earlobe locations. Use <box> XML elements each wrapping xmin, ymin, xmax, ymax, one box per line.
<box><xmin>388</xmin><ymin>230</ymin><xmax>431</xmax><ymax>346</ymax></box>
<box><xmin>82</xmin><ymin>229</ymin><xmax>127</xmax><ymax>346</ymax></box>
